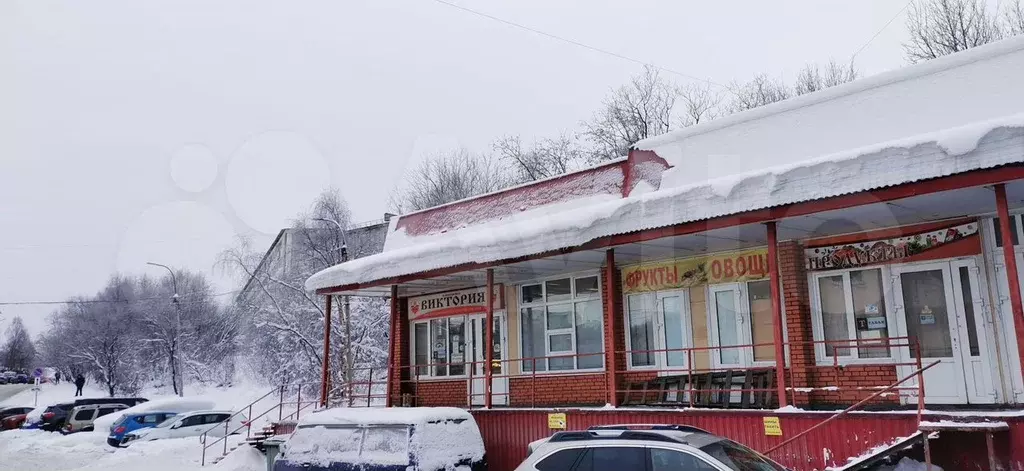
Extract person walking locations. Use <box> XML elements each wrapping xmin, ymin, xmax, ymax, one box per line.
<box><xmin>54</xmin><ymin>370</ymin><xmax>61</xmax><ymax>384</ymax></box>
<box><xmin>74</xmin><ymin>374</ymin><xmax>85</xmax><ymax>397</ymax></box>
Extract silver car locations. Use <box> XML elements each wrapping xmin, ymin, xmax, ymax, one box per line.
<box><xmin>63</xmin><ymin>403</ymin><xmax>129</xmax><ymax>434</ymax></box>
<box><xmin>516</xmin><ymin>424</ymin><xmax>788</xmax><ymax>471</ymax></box>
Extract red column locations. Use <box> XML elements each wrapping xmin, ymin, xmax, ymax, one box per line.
<box><xmin>766</xmin><ymin>222</ymin><xmax>789</xmax><ymax>407</ymax></box>
<box><xmin>604</xmin><ymin>249</ymin><xmax>619</xmax><ymax>407</ymax></box>
<box><xmin>387</xmin><ymin>285</ymin><xmax>399</xmax><ymax>407</ymax></box>
<box><xmin>321</xmin><ymin>295</ymin><xmax>333</xmax><ymax>407</ymax></box>
<box><xmin>995</xmin><ymin>184</ymin><xmax>1024</xmax><ymax>381</ymax></box>
<box><xmin>484</xmin><ymin>269</ymin><xmax>495</xmax><ymax>409</ymax></box>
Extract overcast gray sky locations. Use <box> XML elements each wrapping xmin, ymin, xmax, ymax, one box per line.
<box><xmin>1</xmin><ymin>0</ymin><xmax>916</xmax><ymax>334</ymax></box>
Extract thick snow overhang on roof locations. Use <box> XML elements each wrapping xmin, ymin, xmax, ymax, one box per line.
<box><xmin>307</xmin><ymin>36</ymin><xmax>1024</xmax><ymax>294</ymax></box>
<box><xmin>636</xmin><ymin>35</ymin><xmax>1024</xmax><ymax>189</ymax></box>
<box><xmin>306</xmin><ymin>114</ymin><xmax>1024</xmax><ymax>293</ymax></box>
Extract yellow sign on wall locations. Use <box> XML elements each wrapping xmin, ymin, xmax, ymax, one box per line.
<box><xmin>763</xmin><ymin>416</ymin><xmax>782</xmax><ymax>436</ymax></box>
<box><xmin>547</xmin><ymin>413</ymin><xmax>567</xmax><ymax>430</ymax></box>
<box><xmin>622</xmin><ymin>248</ymin><xmax>770</xmax><ymax>295</ymax></box>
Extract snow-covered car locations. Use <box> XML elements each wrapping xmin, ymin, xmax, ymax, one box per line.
<box><xmin>120</xmin><ymin>410</ymin><xmax>247</xmax><ymax>446</ymax></box>
<box><xmin>63</xmin><ymin>403</ymin><xmax>130</xmax><ymax>434</ymax></box>
<box><xmin>274</xmin><ymin>407</ymin><xmax>486</xmax><ymax>471</ymax></box>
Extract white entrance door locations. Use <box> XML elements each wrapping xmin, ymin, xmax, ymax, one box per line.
<box><xmin>708</xmin><ymin>283</ymin><xmax>752</xmax><ymax>368</ymax></box>
<box><xmin>892</xmin><ymin>261</ymin><xmax>994</xmax><ymax>404</ymax></box>
<box><xmin>468</xmin><ymin>314</ymin><xmax>508</xmax><ymax>406</ymax></box>
<box><xmin>655</xmin><ymin>291</ymin><xmax>692</xmax><ymax>373</ymax></box>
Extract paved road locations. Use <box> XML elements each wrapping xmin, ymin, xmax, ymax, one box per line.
<box><xmin>0</xmin><ymin>384</ymin><xmax>32</xmax><ymax>403</ymax></box>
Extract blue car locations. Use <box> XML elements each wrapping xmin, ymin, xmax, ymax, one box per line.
<box><xmin>275</xmin><ymin>407</ymin><xmax>486</xmax><ymax>471</ymax></box>
<box><xmin>107</xmin><ymin>412</ymin><xmax>178</xmax><ymax>447</ymax></box>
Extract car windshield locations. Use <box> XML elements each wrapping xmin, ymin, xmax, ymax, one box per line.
<box><xmin>701</xmin><ymin>439</ymin><xmax>787</xmax><ymax>471</ymax></box>
<box><xmin>286</xmin><ymin>425</ymin><xmax>410</xmax><ymax>465</ymax></box>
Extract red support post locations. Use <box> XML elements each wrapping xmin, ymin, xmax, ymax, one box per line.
<box><xmin>321</xmin><ymin>295</ymin><xmax>333</xmax><ymax>407</ymax></box>
<box><xmin>766</xmin><ymin>222</ymin><xmax>789</xmax><ymax>408</ymax></box>
<box><xmin>604</xmin><ymin>249</ymin><xmax>619</xmax><ymax>407</ymax></box>
<box><xmin>484</xmin><ymin>269</ymin><xmax>495</xmax><ymax>409</ymax></box>
<box><xmin>387</xmin><ymin>285</ymin><xmax>399</xmax><ymax>407</ymax></box>
<box><xmin>995</xmin><ymin>183</ymin><xmax>1024</xmax><ymax>383</ymax></box>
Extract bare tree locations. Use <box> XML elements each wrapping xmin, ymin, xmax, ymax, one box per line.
<box><xmin>794</xmin><ymin>60</ymin><xmax>859</xmax><ymax>96</ymax></box>
<box><xmin>389</xmin><ymin>148</ymin><xmax>512</xmax><ymax>213</ymax></box>
<box><xmin>904</xmin><ymin>0</ymin><xmax>1002</xmax><ymax>63</ymax></box>
<box><xmin>1007</xmin><ymin>0</ymin><xmax>1024</xmax><ymax>35</ymax></box>
<box><xmin>728</xmin><ymin>74</ymin><xmax>791</xmax><ymax>112</ymax></box>
<box><xmin>493</xmin><ymin>133</ymin><xmax>587</xmax><ymax>183</ymax></box>
<box><xmin>678</xmin><ymin>83</ymin><xmax>722</xmax><ymax>127</ymax></box>
<box><xmin>581</xmin><ymin>65</ymin><xmax>678</xmax><ymax>162</ymax></box>
<box><xmin>2</xmin><ymin>317</ymin><xmax>35</xmax><ymax>370</ymax></box>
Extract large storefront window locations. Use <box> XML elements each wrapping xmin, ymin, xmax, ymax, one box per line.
<box><xmin>412</xmin><ymin>316</ymin><xmax>468</xmax><ymax>377</ymax></box>
<box><xmin>813</xmin><ymin>268</ymin><xmax>891</xmax><ymax>359</ymax></box>
<box><xmin>520</xmin><ymin>274</ymin><xmax>603</xmax><ymax>372</ymax></box>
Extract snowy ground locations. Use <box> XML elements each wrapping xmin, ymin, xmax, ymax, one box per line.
<box><xmin>0</xmin><ymin>382</ymin><xmax>280</xmax><ymax>471</ymax></box>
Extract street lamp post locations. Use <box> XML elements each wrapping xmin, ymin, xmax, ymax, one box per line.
<box><xmin>312</xmin><ymin>217</ymin><xmax>351</xmax><ymax>405</ymax></box>
<box><xmin>147</xmin><ymin>262</ymin><xmax>183</xmax><ymax>397</ymax></box>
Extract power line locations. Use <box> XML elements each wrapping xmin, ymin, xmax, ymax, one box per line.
<box><xmin>0</xmin><ymin>290</ymin><xmax>240</xmax><ymax>307</ymax></box>
<box><xmin>851</xmin><ymin>0</ymin><xmax>916</xmax><ymax>63</ymax></box>
<box><xmin>429</xmin><ymin>0</ymin><xmax>730</xmax><ymax>89</ymax></box>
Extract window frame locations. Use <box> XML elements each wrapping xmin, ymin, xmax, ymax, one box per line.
<box><xmin>409</xmin><ymin>311</ymin><xmax>507</xmax><ymax>380</ymax></box>
<box><xmin>623</xmin><ymin>289</ymin><xmax>692</xmax><ymax>371</ymax></box>
<box><xmin>518</xmin><ymin>271</ymin><xmax>605</xmax><ymax>374</ymax></box>
<box><xmin>809</xmin><ymin>265</ymin><xmax>897</xmax><ymax>365</ymax></box>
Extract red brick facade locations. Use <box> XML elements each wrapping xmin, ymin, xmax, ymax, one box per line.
<box><xmin>509</xmin><ymin>373</ymin><xmax>609</xmax><ymax>407</ymax></box>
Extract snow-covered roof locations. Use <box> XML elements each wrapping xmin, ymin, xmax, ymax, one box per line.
<box><xmin>637</xmin><ymin>35</ymin><xmax>1024</xmax><ymax>190</ymax></box>
<box><xmin>297</xmin><ymin>406</ymin><xmax>472</xmax><ymax>427</ymax></box>
<box><xmin>306</xmin><ymin>36</ymin><xmax>1024</xmax><ymax>293</ymax></box>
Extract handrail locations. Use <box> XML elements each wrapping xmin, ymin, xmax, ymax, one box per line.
<box><xmin>763</xmin><ymin>359</ymin><xmax>940</xmax><ymax>455</ymax></box>
<box><xmin>199</xmin><ymin>383</ymin><xmax>317</xmax><ymax>466</ymax></box>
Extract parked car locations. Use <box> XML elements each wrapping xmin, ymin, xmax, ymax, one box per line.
<box><xmin>14</xmin><ymin>373</ymin><xmax>30</xmax><ymax>384</ymax></box>
<box><xmin>121</xmin><ymin>410</ymin><xmax>247</xmax><ymax>446</ymax></box>
<box><xmin>63</xmin><ymin>403</ymin><xmax>129</xmax><ymax>434</ymax></box>
<box><xmin>0</xmin><ymin>377</ymin><xmax>7</xmax><ymax>385</ymax></box>
<box><xmin>274</xmin><ymin>407</ymin><xmax>486</xmax><ymax>471</ymax></box>
<box><xmin>0</xmin><ymin>407</ymin><xmax>32</xmax><ymax>421</ymax></box>
<box><xmin>2</xmin><ymin>413</ymin><xmax>27</xmax><ymax>430</ymax></box>
<box><xmin>39</xmin><ymin>397</ymin><xmax>147</xmax><ymax>432</ymax></box>
<box><xmin>107</xmin><ymin>412</ymin><xmax>180</xmax><ymax>447</ymax></box>
<box><xmin>515</xmin><ymin>424</ymin><xmax>787</xmax><ymax>471</ymax></box>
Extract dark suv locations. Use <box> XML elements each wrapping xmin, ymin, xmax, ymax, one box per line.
<box><xmin>39</xmin><ymin>397</ymin><xmax>147</xmax><ymax>432</ymax></box>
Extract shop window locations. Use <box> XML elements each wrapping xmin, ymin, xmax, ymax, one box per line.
<box><xmin>748</xmin><ymin>280</ymin><xmax>775</xmax><ymax>362</ymax></box>
<box><xmin>411</xmin><ymin>316</ymin><xmax>468</xmax><ymax>378</ymax></box>
<box><xmin>626</xmin><ymin>290</ymin><xmax>694</xmax><ymax>369</ymax></box>
<box><xmin>993</xmin><ymin>215</ymin><xmax>1021</xmax><ymax>247</ymax></box>
<box><xmin>813</xmin><ymin>268</ymin><xmax>891</xmax><ymax>359</ymax></box>
<box><xmin>520</xmin><ymin>274</ymin><xmax>603</xmax><ymax>372</ymax></box>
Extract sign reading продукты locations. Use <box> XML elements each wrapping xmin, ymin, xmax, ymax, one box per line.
<box><xmin>763</xmin><ymin>417</ymin><xmax>782</xmax><ymax>436</ymax></box>
<box><xmin>547</xmin><ymin>413</ymin><xmax>566</xmax><ymax>430</ymax></box>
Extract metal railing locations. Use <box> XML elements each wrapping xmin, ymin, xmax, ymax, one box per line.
<box><xmin>363</xmin><ymin>336</ymin><xmax>930</xmax><ymax>410</ymax></box>
<box><xmin>199</xmin><ymin>383</ymin><xmax>319</xmax><ymax>466</ymax></box>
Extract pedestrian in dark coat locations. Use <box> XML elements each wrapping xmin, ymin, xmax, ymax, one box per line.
<box><xmin>54</xmin><ymin>370</ymin><xmax>61</xmax><ymax>384</ymax></box>
<box><xmin>74</xmin><ymin>374</ymin><xmax>85</xmax><ymax>397</ymax></box>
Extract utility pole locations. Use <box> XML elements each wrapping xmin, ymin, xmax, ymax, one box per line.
<box><xmin>312</xmin><ymin>217</ymin><xmax>351</xmax><ymax>405</ymax></box>
<box><xmin>147</xmin><ymin>262</ymin><xmax>183</xmax><ymax>397</ymax></box>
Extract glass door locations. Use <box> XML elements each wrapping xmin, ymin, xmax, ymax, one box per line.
<box><xmin>656</xmin><ymin>291</ymin><xmax>691</xmax><ymax>372</ymax></box>
<box><xmin>708</xmin><ymin>283</ymin><xmax>749</xmax><ymax>368</ymax></box>
<box><xmin>468</xmin><ymin>314</ymin><xmax>508</xmax><ymax>406</ymax></box>
<box><xmin>949</xmin><ymin>259</ymin><xmax>996</xmax><ymax>404</ymax></box>
<box><xmin>892</xmin><ymin>262</ymin><xmax>967</xmax><ymax>404</ymax></box>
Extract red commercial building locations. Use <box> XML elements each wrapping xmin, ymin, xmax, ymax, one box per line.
<box><xmin>308</xmin><ymin>37</ymin><xmax>1024</xmax><ymax>470</ymax></box>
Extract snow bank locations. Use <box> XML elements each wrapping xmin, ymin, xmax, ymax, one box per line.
<box><xmin>93</xmin><ymin>397</ymin><xmax>217</xmax><ymax>432</ymax></box>
<box><xmin>298</xmin><ymin>406</ymin><xmax>471</xmax><ymax>426</ymax></box>
<box><xmin>307</xmin><ymin>114</ymin><xmax>1024</xmax><ymax>292</ymax></box>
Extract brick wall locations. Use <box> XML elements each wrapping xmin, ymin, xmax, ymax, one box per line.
<box><xmin>604</xmin><ymin>250</ymin><xmax>626</xmax><ymax>405</ymax></box>
<box><xmin>804</xmin><ymin>364</ymin><xmax>900</xmax><ymax>406</ymax></box>
<box><xmin>388</xmin><ymin>292</ymin><xmax>409</xmax><ymax>405</ymax></box>
<box><xmin>412</xmin><ymin>379</ymin><xmax>468</xmax><ymax>407</ymax></box>
<box><xmin>509</xmin><ymin>373</ymin><xmax>609</xmax><ymax>407</ymax></box>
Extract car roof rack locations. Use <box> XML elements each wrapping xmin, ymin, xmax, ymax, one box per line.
<box><xmin>588</xmin><ymin>424</ymin><xmax>709</xmax><ymax>434</ymax></box>
<box><xmin>549</xmin><ymin>430</ymin><xmax>685</xmax><ymax>444</ymax></box>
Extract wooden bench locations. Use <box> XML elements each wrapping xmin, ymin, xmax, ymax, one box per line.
<box><xmin>622</xmin><ymin>368</ymin><xmax>776</xmax><ymax>408</ymax></box>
